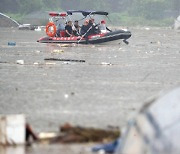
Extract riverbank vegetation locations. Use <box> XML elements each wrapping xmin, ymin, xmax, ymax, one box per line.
<box><xmin>0</xmin><ymin>0</ymin><xmax>179</xmax><ymax>26</ymax></box>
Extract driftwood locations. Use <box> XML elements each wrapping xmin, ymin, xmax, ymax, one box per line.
<box><xmin>44</xmin><ymin>58</ymin><xmax>85</xmax><ymax>63</ymax></box>
<box><xmin>51</xmin><ymin>123</ymin><xmax>120</xmax><ymax>143</ymax></box>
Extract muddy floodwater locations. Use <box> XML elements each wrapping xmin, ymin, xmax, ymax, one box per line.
<box><xmin>0</xmin><ymin>27</ymin><xmax>180</xmax><ymax>154</ymax></box>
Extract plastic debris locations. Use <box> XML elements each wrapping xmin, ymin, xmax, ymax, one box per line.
<box><xmin>64</xmin><ymin>94</ymin><xmax>69</xmax><ymax>99</ymax></box>
<box><xmin>150</xmin><ymin>41</ymin><xmax>161</xmax><ymax>45</ymax></box>
<box><xmin>60</xmin><ymin>44</ymin><xmax>75</xmax><ymax>47</ymax></box>
<box><xmin>16</xmin><ymin>60</ymin><xmax>24</xmax><ymax>65</ymax></box>
<box><xmin>145</xmin><ymin>27</ymin><xmax>150</xmax><ymax>30</ymax></box>
<box><xmin>62</xmin><ymin>62</ymin><xmax>71</xmax><ymax>65</ymax></box>
<box><xmin>122</xmin><ymin>28</ymin><xmax>128</xmax><ymax>31</ymax></box>
<box><xmin>8</xmin><ymin>41</ymin><xmax>16</xmax><ymax>46</ymax></box>
<box><xmin>101</xmin><ymin>62</ymin><xmax>112</xmax><ymax>65</ymax></box>
<box><xmin>35</xmin><ymin>50</ymin><xmax>41</xmax><ymax>53</ymax></box>
<box><xmin>45</xmin><ymin>62</ymin><xmax>56</xmax><ymax>65</ymax></box>
<box><xmin>18</xmin><ymin>24</ymin><xmax>38</xmax><ymax>30</ymax></box>
<box><xmin>92</xmin><ymin>139</ymin><xmax>120</xmax><ymax>153</ymax></box>
<box><xmin>34</xmin><ymin>26</ymin><xmax>41</xmax><ymax>31</ymax></box>
<box><xmin>38</xmin><ymin>132</ymin><xmax>58</xmax><ymax>140</ymax></box>
<box><xmin>0</xmin><ymin>114</ymin><xmax>26</xmax><ymax>145</ymax></box>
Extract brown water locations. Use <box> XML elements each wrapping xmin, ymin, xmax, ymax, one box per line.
<box><xmin>0</xmin><ymin>27</ymin><xmax>180</xmax><ymax>154</ymax></box>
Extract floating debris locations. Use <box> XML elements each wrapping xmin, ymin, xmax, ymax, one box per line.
<box><xmin>33</xmin><ymin>62</ymin><xmax>39</xmax><ymax>65</ymax></box>
<box><xmin>34</xmin><ymin>26</ymin><xmax>42</xmax><ymax>31</ymax></box>
<box><xmin>54</xmin><ymin>123</ymin><xmax>120</xmax><ymax>143</ymax></box>
<box><xmin>45</xmin><ymin>62</ymin><xmax>56</xmax><ymax>65</ymax></box>
<box><xmin>0</xmin><ymin>61</ymin><xmax>8</xmax><ymax>64</ymax></box>
<box><xmin>18</xmin><ymin>24</ymin><xmax>36</xmax><ymax>30</ymax></box>
<box><xmin>92</xmin><ymin>139</ymin><xmax>120</xmax><ymax>153</ymax></box>
<box><xmin>35</xmin><ymin>50</ymin><xmax>41</xmax><ymax>53</ymax></box>
<box><xmin>44</xmin><ymin>58</ymin><xmax>85</xmax><ymax>63</ymax></box>
<box><xmin>101</xmin><ymin>62</ymin><xmax>112</xmax><ymax>65</ymax></box>
<box><xmin>57</xmin><ymin>44</ymin><xmax>76</xmax><ymax>47</ymax></box>
<box><xmin>64</xmin><ymin>94</ymin><xmax>69</xmax><ymax>99</ymax></box>
<box><xmin>145</xmin><ymin>27</ymin><xmax>150</xmax><ymax>30</ymax></box>
<box><xmin>8</xmin><ymin>41</ymin><xmax>16</xmax><ymax>46</ymax></box>
<box><xmin>38</xmin><ymin>132</ymin><xmax>59</xmax><ymax>140</ymax></box>
<box><xmin>0</xmin><ymin>114</ymin><xmax>26</xmax><ymax>145</ymax></box>
<box><xmin>16</xmin><ymin>60</ymin><xmax>24</xmax><ymax>65</ymax></box>
<box><xmin>150</xmin><ymin>41</ymin><xmax>161</xmax><ymax>45</ymax></box>
<box><xmin>62</xmin><ymin>62</ymin><xmax>71</xmax><ymax>65</ymax></box>
<box><xmin>52</xmin><ymin>49</ymin><xmax>64</xmax><ymax>54</ymax></box>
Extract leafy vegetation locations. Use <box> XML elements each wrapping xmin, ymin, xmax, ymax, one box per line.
<box><xmin>0</xmin><ymin>0</ymin><xmax>179</xmax><ymax>26</ymax></box>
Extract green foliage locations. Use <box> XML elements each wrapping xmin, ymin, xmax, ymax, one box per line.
<box><xmin>19</xmin><ymin>0</ymin><xmax>42</xmax><ymax>14</ymax></box>
<box><xmin>109</xmin><ymin>13</ymin><xmax>174</xmax><ymax>27</ymax></box>
<box><xmin>128</xmin><ymin>0</ymin><xmax>171</xmax><ymax>19</ymax></box>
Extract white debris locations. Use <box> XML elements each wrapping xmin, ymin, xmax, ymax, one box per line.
<box><xmin>145</xmin><ymin>27</ymin><xmax>150</xmax><ymax>30</ymax></box>
<box><xmin>16</xmin><ymin>60</ymin><xmax>24</xmax><ymax>65</ymax></box>
<box><xmin>38</xmin><ymin>132</ymin><xmax>58</xmax><ymax>140</ymax></box>
<box><xmin>52</xmin><ymin>49</ymin><xmax>64</xmax><ymax>53</ymax></box>
<box><xmin>34</xmin><ymin>26</ymin><xmax>41</xmax><ymax>31</ymax></box>
<box><xmin>62</xmin><ymin>62</ymin><xmax>71</xmax><ymax>65</ymax></box>
<box><xmin>0</xmin><ymin>114</ymin><xmax>26</xmax><ymax>145</ymax></box>
<box><xmin>35</xmin><ymin>50</ymin><xmax>41</xmax><ymax>53</ymax></box>
<box><xmin>64</xmin><ymin>94</ymin><xmax>69</xmax><ymax>99</ymax></box>
<box><xmin>45</xmin><ymin>62</ymin><xmax>56</xmax><ymax>65</ymax></box>
<box><xmin>98</xmin><ymin>149</ymin><xmax>105</xmax><ymax>154</ymax></box>
<box><xmin>122</xmin><ymin>28</ymin><xmax>128</xmax><ymax>31</ymax></box>
<box><xmin>33</xmin><ymin>62</ymin><xmax>39</xmax><ymax>65</ymax></box>
<box><xmin>101</xmin><ymin>62</ymin><xmax>112</xmax><ymax>65</ymax></box>
<box><xmin>174</xmin><ymin>15</ymin><xmax>180</xmax><ymax>30</ymax></box>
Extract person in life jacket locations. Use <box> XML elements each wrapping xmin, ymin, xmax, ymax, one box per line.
<box><xmin>56</xmin><ymin>18</ymin><xmax>65</xmax><ymax>37</ymax></box>
<box><xmin>65</xmin><ymin>21</ymin><xmax>73</xmax><ymax>37</ymax></box>
<box><xmin>99</xmin><ymin>20</ymin><xmax>112</xmax><ymax>33</ymax></box>
<box><xmin>73</xmin><ymin>20</ymin><xmax>81</xmax><ymax>36</ymax></box>
<box><xmin>88</xmin><ymin>18</ymin><xmax>98</xmax><ymax>35</ymax></box>
<box><xmin>80</xmin><ymin>20</ymin><xmax>90</xmax><ymax>36</ymax></box>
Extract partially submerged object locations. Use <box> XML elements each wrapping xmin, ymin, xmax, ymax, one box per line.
<box><xmin>18</xmin><ymin>24</ymin><xmax>36</xmax><ymax>30</ymax></box>
<box><xmin>34</xmin><ymin>123</ymin><xmax>120</xmax><ymax>144</ymax></box>
<box><xmin>55</xmin><ymin>123</ymin><xmax>120</xmax><ymax>143</ymax></box>
<box><xmin>44</xmin><ymin>58</ymin><xmax>85</xmax><ymax>63</ymax></box>
<box><xmin>37</xmin><ymin>10</ymin><xmax>131</xmax><ymax>44</ymax></box>
<box><xmin>115</xmin><ymin>87</ymin><xmax>180</xmax><ymax>154</ymax></box>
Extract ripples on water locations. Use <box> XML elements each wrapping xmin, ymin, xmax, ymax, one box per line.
<box><xmin>0</xmin><ymin>27</ymin><xmax>180</xmax><ymax>131</ymax></box>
